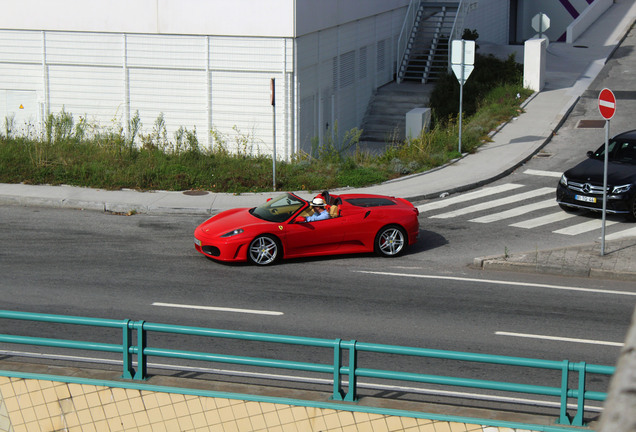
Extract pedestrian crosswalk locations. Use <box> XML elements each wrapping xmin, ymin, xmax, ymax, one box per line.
<box><xmin>417</xmin><ymin>170</ymin><xmax>636</xmax><ymax>240</ymax></box>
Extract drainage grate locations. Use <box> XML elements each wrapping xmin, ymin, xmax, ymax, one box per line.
<box><xmin>534</xmin><ymin>152</ymin><xmax>552</xmax><ymax>158</ymax></box>
<box><xmin>577</xmin><ymin>120</ymin><xmax>606</xmax><ymax>128</ymax></box>
<box><xmin>183</xmin><ymin>190</ymin><xmax>209</xmax><ymax>196</ymax></box>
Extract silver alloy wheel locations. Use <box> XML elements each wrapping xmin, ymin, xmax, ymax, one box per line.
<box><xmin>248</xmin><ymin>235</ymin><xmax>279</xmax><ymax>265</ymax></box>
<box><xmin>375</xmin><ymin>226</ymin><xmax>406</xmax><ymax>257</ymax></box>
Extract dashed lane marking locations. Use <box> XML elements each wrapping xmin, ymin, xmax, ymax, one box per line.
<box><xmin>152</xmin><ymin>302</ymin><xmax>284</xmax><ymax>316</ymax></box>
<box><xmin>496</xmin><ymin>331</ymin><xmax>623</xmax><ymax>347</ymax></box>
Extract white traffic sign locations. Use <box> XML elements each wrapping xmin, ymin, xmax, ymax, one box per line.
<box><xmin>451</xmin><ymin>39</ymin><xmax>475</xmax><ymax>85</ymax></box>
<box><xmin>598</xmin><ymin>88</ymin><xmax>616</xmax><ymax>120</ymax></box>
<box><xmin>451</xmin><ymin>40</ymin><xmax>475</xmax><ymax>65</ymax></box>
<box><xmin>451</xmin><ymin>64</ymin><xmax>474</xmax><ymax>85</ymax></box>
<box><xmin>532</xmin><ymin>13</ymin><xmax>550</xmax><ymax>33</ymax></box>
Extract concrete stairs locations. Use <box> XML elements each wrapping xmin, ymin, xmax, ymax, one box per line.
<box><xmin>358</xmin><ymin>81</ymin><xmax>434</xmax><ymax>153</ymax></box>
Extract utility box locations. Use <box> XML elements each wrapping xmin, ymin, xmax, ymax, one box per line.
<box><xmin>524</xmin><ymin>37</ymin><xmax>546</xmax><ymax>92</ymax></box>
<box><xmin>405</xmin><ymin>107</ymin><xmax>431</xmax><ymax>139</ymax></box>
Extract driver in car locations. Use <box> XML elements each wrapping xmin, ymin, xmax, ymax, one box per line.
<box><xmin>304</xmin><ymin>197</ymin><xmax>331</xmax><ymax>222</ymax></box>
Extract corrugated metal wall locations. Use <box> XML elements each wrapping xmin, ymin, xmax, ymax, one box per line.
<box><xmin>0</xmin><ymin>30</ymin><xmax>294</xmax><ymax>158</ymax></box>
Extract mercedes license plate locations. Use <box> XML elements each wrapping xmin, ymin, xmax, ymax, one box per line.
<box><xmin>575</xmin><ymin>195</ymin><xmax>596</xmax><ymax>203</ymax></box>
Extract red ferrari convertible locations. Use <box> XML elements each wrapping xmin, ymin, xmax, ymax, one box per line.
<box><xmin>194</xmin><ymin>191</ymin><xmax>420</xmax><ymax>265</ymax></box>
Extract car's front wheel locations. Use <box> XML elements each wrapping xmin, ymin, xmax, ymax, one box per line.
<box><xmin>374</xmin><ymin>225</ymin><xmax>406</xmax><ymax>257</ymax></box>
<box><xmin>248</xmin><ymin>235</ymin><xmax>281</xmax><ymax>265</ymax></box>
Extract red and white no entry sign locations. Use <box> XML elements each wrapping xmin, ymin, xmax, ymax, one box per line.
<box><xmin>598</xmin><ymin>88</ymin><xmax>616</xmax><ymax>120</ymax></box>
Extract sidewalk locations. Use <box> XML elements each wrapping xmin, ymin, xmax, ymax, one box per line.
<box><xmin>2</xmin><ymin>0</ymin><xmax>636</xmax><ymax>281</ymax></box>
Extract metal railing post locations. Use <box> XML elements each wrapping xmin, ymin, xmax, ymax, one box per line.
<box><xmin>331</xmin><ymin>338</ymin><xmax>344</xmax><ymax>400</ymax></box>
<box><xmin>558</xmin><ymin>360</ymin><xmax>571</xmax><ymax>425</ymax></box>
<box><xmin>572</xmin><ymin>361</ymin><xmax>587</xmax><ymax>427</ymax></box>
<box><xmin>344</xmin><ymin>340</ymin><xmax>357</xmax><ymax>402</ymax></box>
<box><xmin>133</xmin><ymin>320</ymin><xmax>147</xmax><ymax>380</ymax></box>
<box><xmin>121</xmin><ymin>319</ymin><xmax>134</xmax><ymax>379</ymax></box>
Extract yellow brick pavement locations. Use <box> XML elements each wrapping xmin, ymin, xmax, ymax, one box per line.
<box><xmin>0</xmin><ymin>375</ymin><xmax>539</xmax><ymax>432</ymax></box>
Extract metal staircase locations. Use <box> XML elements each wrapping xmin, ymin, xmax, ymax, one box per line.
<box><xmin>397</xmin><ymin>2</ymin><xmax>460</xmax><ymax>84</ymax></box>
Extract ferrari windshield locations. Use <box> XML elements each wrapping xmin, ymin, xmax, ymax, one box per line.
<box><xmin>250</xmin><ymin>193</ymin><xmax>305</xmax><ymax>222</ymax></box>
<box><xmin>591</xmin><ymin>140</ymin><xmax>636</xmax><ymax>164</ymax></box>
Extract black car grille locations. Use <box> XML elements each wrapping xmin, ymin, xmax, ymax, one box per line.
<box><xmin>202</xmin><ymin>246</ymin><xmax>221</xmax><ymax>257</ymax></box>
<box><xmin>566</xmin><ymin>181</ymin><xmax>609</xmax><ymax>195</ymax></box>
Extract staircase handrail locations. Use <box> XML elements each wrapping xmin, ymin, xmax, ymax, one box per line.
<box><xmin>396</xmin><ymin>0</ymin><xmax>420</xmax><ymax>84</ymax></box>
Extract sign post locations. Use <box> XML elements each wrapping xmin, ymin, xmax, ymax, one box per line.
<box><xmin>271</xmin><ymin>78</ymin><xmax>276</xmax><ymax>191</ymax></box>
<box><xmin>451</xmin><ymin>40</ymin><xmax>475</xmax><ymax>154</ymax></box>
<box><xmin>598</xmin><ymin>88</ymin><xmax>616</xmax><ymax>256</ymax></box>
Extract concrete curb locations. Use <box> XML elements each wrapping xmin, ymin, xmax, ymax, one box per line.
<box><xmin>474</xmin><ymin>239</ymin><xmax>636</xmax><ymax>282</ymax></box>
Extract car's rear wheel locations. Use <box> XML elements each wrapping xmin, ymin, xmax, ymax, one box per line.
<box><xmin>248</xmin><ymin>235</ymin><xmax>281</xmax><ymax>265</ymax></box>
<box><xmin>374</xmin><ymin>225</ymin><xmax>406</xmax><ymax>257</ymax></box>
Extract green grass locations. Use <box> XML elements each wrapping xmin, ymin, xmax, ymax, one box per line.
<box><xmin>0</xmin><ymin>55</ymin><xmax>533</xmax><ymax>193</ymax></box>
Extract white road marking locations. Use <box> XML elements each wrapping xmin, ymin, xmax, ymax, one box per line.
<box><xmin>430</xmin><ymin>188</ymin><xmax>554</xmax><ymax>219</ymax></box>
<box><xmin>354</xmin><ymin>271</ymin><xmax>636</xmax><ymax>296</ymax></box>
<box><xmin>510</xmin><ymin>211</ymin><xmax>577</xmax><ymax>229</ymax></box>
<box><xmin>152</xmin><ymin>302</ymin><xmax>284</xmax><ymax>316</ymax></box>
<box><xmin>496</xmin><ymin>331</ymin><xmax>623</xmax><ymax>347</ymax></box>
<box><xmin>470</xmin><ymin>199</ymin><xmax>556</xmax><ymax>223</ymax></box>
<box><xmin>416</xmin><ymin>183</ymin><xmax>524</xmax><ymax>213</ymax></box>
<box><xmin>553</xmin><ymin>219</ymin><xmax>619</xmax><ymax>235</ymax></box>
<box><xmin>605</xmin><ymin>226</ymin><xmax>636</xmax><ymax>241</ymax></box>
<box><xmin>523</xmin><ymin>169</ymin><xmax>562</xmax><ymax>178</ymax></box>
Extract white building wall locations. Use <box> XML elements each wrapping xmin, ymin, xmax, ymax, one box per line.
<box><xmin>463</xmin><ymin>0</ymin><xmax>510</xmax><ymax>44</ymax></box>
<box><xmin>0</xmin><ymin>28</ymin><xmax>294</xmax><ymax>157</ymax></box>
<box><xmin>0</xmin><ymin>30</ymin><xmax>42</xmax><ymax>135</ymax></box>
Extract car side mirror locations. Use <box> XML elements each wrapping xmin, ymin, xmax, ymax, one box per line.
<box><xmin>586</xmin><ymin>151</ymin><xmax>594</xmax><ymax>158</ymax></box>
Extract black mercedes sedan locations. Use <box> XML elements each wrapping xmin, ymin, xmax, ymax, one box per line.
<box><xmin>556</xmin><ymin>129</ymin><xmax>636</xmax><ymax>221</ymax></box>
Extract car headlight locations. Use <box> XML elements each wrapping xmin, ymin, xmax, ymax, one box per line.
<box><xmin>559</xmin><ymin>174</ymin><xmax>568</xmax><ymax>186</ymax></box>
<box><xmin>221</xmin><ymin>228</ymin><xmax>244</xmax><ymax>238</ymax></box>
<box><xmin>612</xmin><ymin>184</ymin><xmax>631</xmax><ymax>194</ymax></box>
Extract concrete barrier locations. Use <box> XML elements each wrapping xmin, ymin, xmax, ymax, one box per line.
<box><xmin>567</xmin><ymin>0</ymin><xmax>614</xmax><ymax>44</ymax></box>
<box><xmin>524</xmin><ymin>38</ymin><xmax>547</xmax><ymax>92</ymax></box>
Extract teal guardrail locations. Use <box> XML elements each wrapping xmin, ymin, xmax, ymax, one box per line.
<box><xmin>0</xmin><ymin>310</ymin><xmax>615</xmax><ymax>427</ymax></box>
